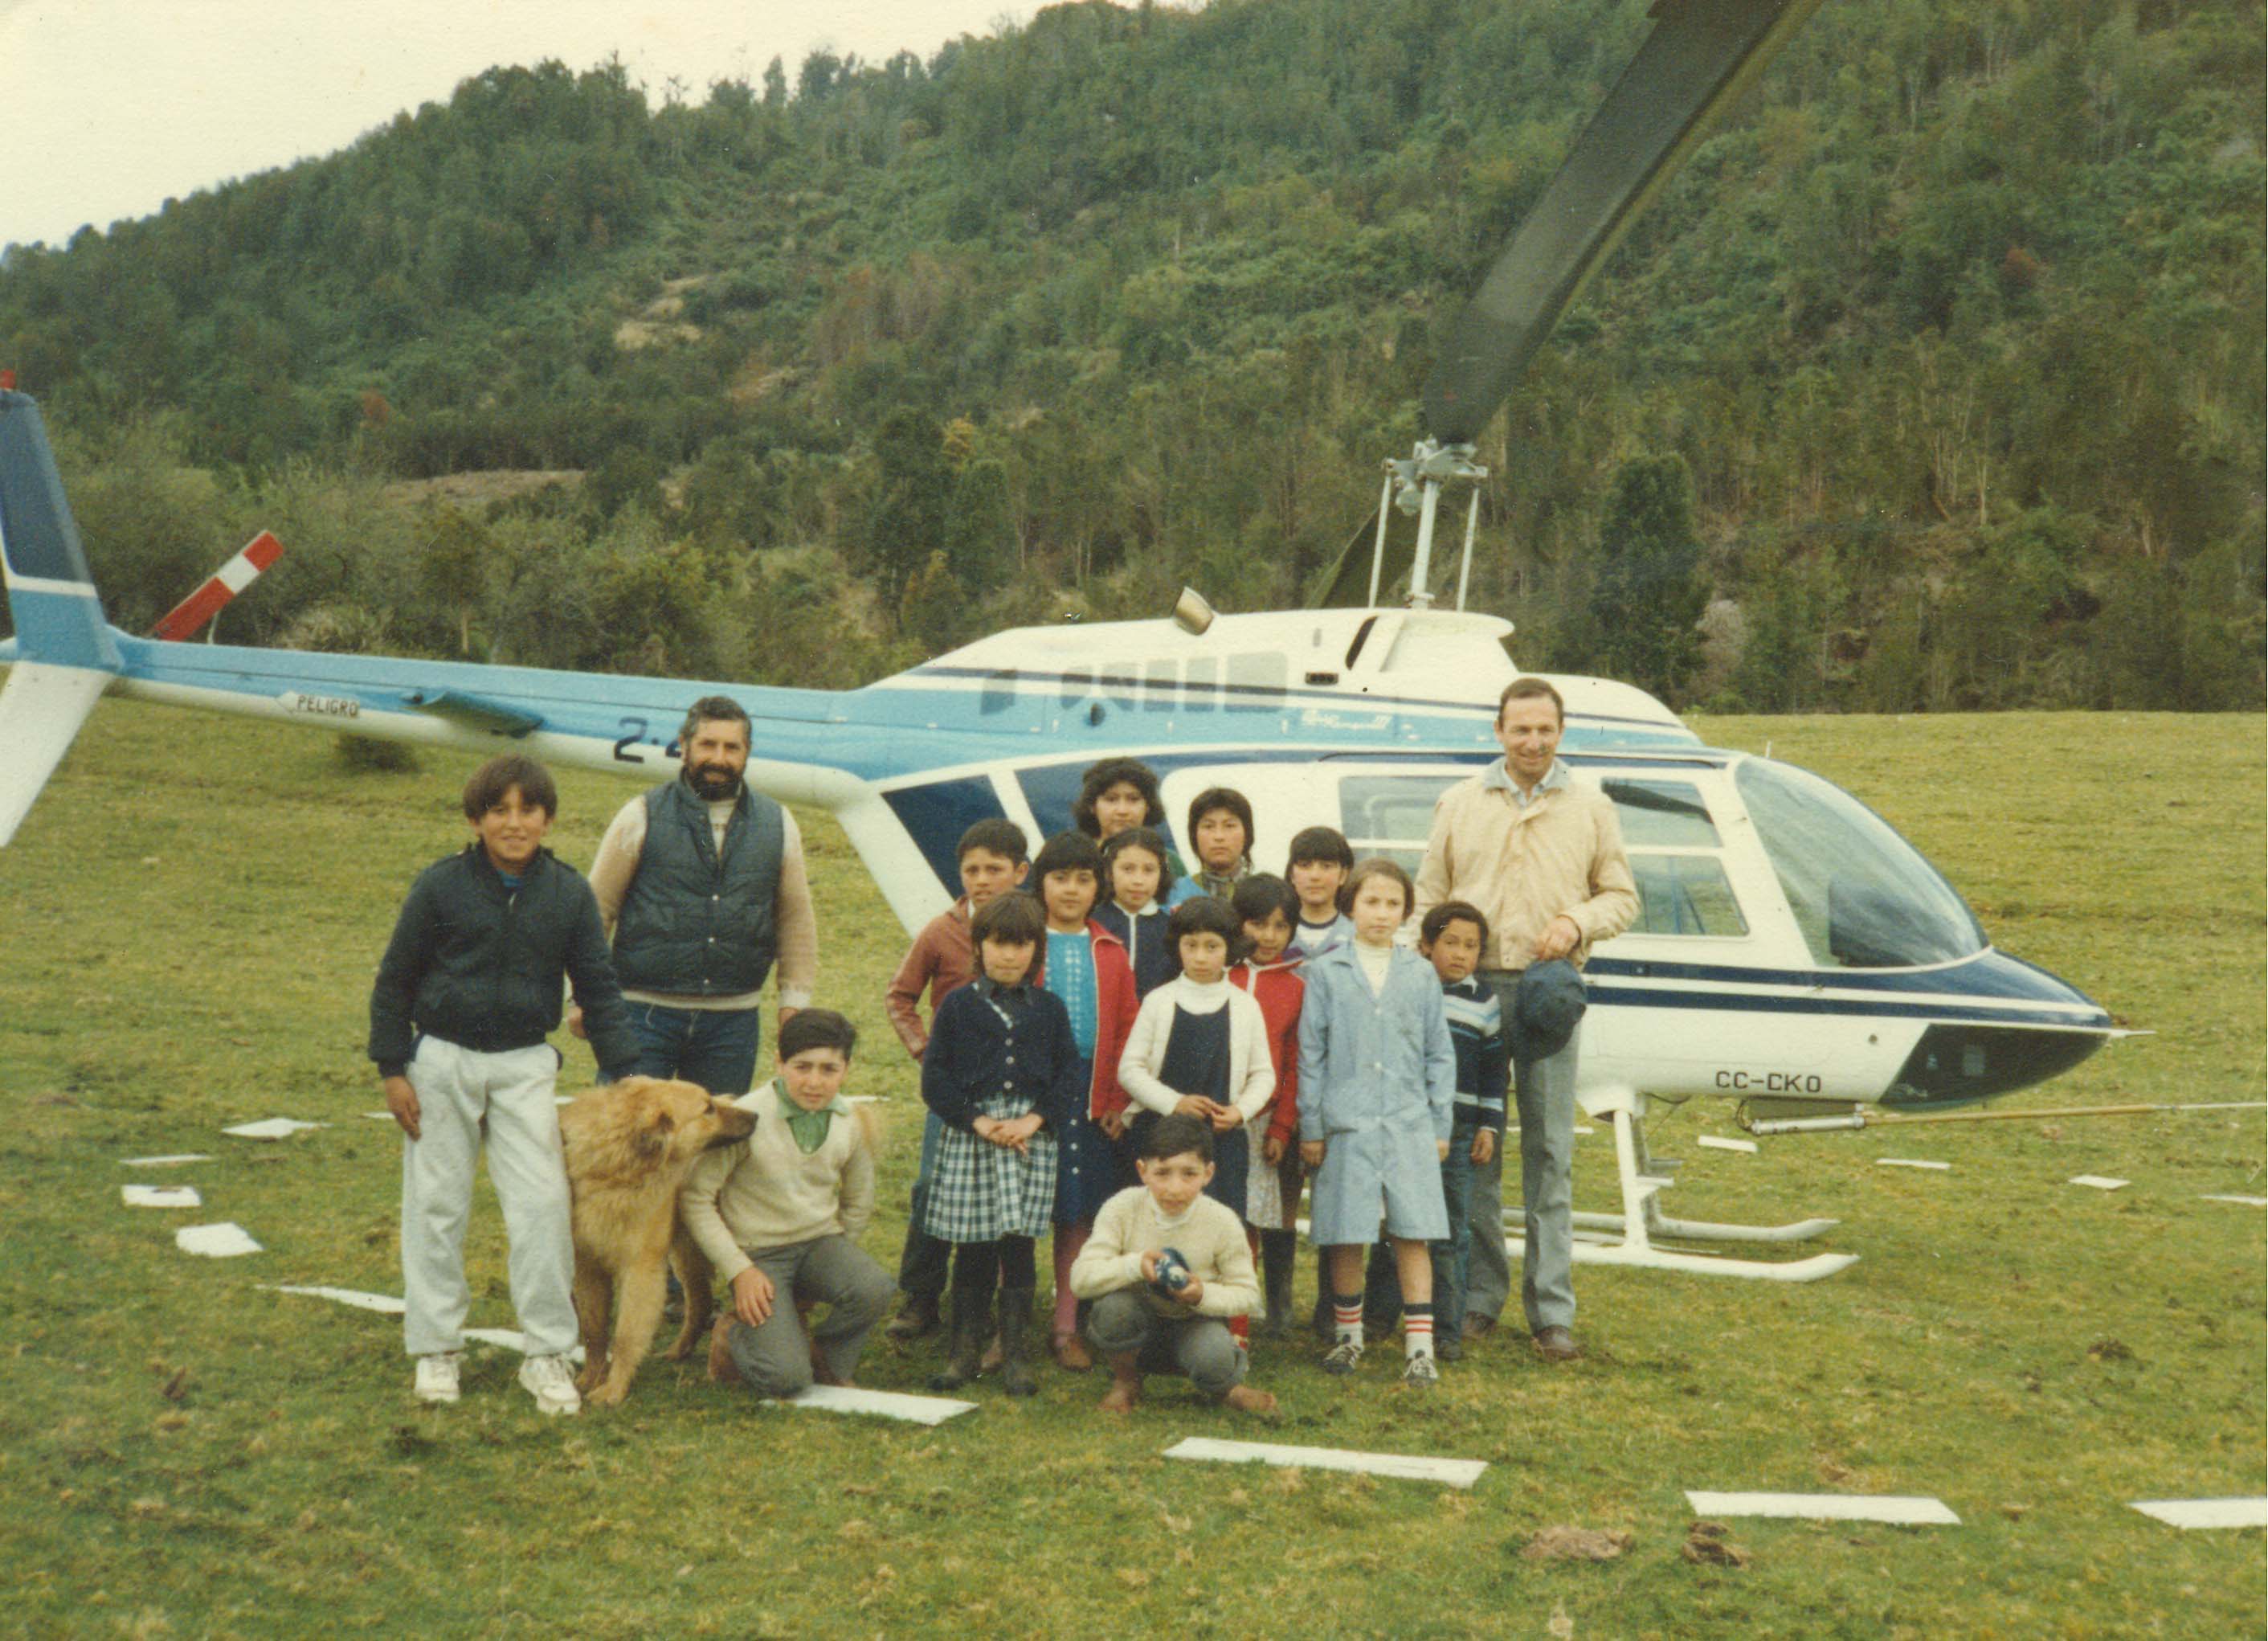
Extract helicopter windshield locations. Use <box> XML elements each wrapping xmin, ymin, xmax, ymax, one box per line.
<box><xmin>1732</xmin><ymin>758</ymin><xmax>1985</xmax><ymax>969</ymax></box>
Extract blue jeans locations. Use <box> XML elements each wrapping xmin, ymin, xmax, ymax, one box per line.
<box><xmin>621</xmin><ymin>1003</ymin><xmax>762</xmax><ymax>1097</ymax></box>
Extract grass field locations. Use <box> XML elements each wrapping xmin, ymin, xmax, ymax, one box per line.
<box><xmin>0</xmin><ymin>698</ymin><xmax>2260</xmax><ymax>1639</ymax></box>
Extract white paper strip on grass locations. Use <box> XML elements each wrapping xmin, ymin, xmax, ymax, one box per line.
<box><xmin>844</xmin><ymin>1095</ymin><xmax>885</xmax><ymax>1105</ymax></box>
<box><xmin>2069</xmin><ymin>1175</ymin><xmax>2129</xmax><ymax>1191</ymax></box>
<box><xmin>2128</xmin><ymin>1497</ymin><xmax>2268</xmax><ymax>1530</ymax></box>
<box><xmin>2201</xmin><ymin>1194</ymin><xmax>2268</xmax><ymax>1207</ymax></box>
<box><xmin>780</xmin><ymin>1385</ymin><xmax>975</xmax><ymax>1425</ymax></box>
<box><xmin>1685</xmin><ymin>1491</ymin><xmax>1959</xmax><ymax>1525</ymax></box>
<box><xmin>177</xmin><ymin>1222</ymin><xmax>262</xmax><ymax>1258</ymax></box>
<box><xmin>125</xmin><ymin>1153</ymin><xmax>213</xmax><ymax>1167</ymax></box>
<box><xmin>267</xmin><ymin>1284</ymin><xmax>407</xmax><ymax>1316</ymax></box>
<box><xmin>223</xmin><ymin>1117</ymin><xmax>327</xmax><ymax>1140</ymax></box>
<box><xmin>1165</xmin><ymin>1436</ymin><xmax>1487</xmax><ymax>1490</ymax></box>
<box><xmin>1877</xmin><ymin>1158</ymin><xmax>1951</xmax><ymax>1171</ymax></box>
<box><xmin>455</xmin><ymin>1330</ymin><xmax>585</xmax><ymax>1364</ymax></box>
<box><xmin>364</xmin><ymin>1111</ymin><xmax>398</xmax><ymax>1122</ymax></box>
<box><xmin>122</xmin><ymin>1184</ymin><xmax>201</xmax><ymax>1208</ymax></box>
<box><xmin>1698</xmin><ymin>1136</ymin><xmax>1759</xmax><ymax>1155</ymax></box>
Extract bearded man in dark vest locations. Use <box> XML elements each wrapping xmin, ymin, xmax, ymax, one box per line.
<box><xmin>570</xmin><ymin>696</ymin><xmax>817</xmax><ymax>1095</ymax></box>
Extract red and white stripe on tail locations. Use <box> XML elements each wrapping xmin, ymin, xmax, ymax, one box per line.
<box><xmin>150</xmin><ymin>530</ymin><xmax>283</xmax><ymax>642</ymax></box>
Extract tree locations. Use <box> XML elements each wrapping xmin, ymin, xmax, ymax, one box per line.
<box><xmin>1588</xmin><ymin>453</ymin><xmax>1706</xmax><ymax>706</ymax></box>
<box><xmin>866</xmin><ymin>406</ymin><xmax>949</xmax><ymax>610</ymax></box>
<box><xmin>944</xmin><ymin>456</ymin><xmax>1015</xmax><ymax>593</ymax></box>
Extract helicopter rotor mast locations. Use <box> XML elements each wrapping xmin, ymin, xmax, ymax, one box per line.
<box><xmin>1329</xmin><ymin>0</ymin><xmax>1826</xmax><ymax>614</ymax></box>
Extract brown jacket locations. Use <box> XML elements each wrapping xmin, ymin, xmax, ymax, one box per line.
<box><xmin>1414</xmin><ymin>763</ymin><xmax>1638</xmax><ymax>972</ymax></box>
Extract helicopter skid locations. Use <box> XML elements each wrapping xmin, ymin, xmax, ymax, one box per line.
<box><xmin>1562</xmin><ymin>1209</ymin><xmax>1841</xmax><ymax>1244</ymax></box>
<box><xmin>1513</xmin><ymin>1230</ymin><xmax>1858</xmax><ymax>1283</ymax></box>
<box><xmin>1500</xmin><ymin>1092</ymin><xmax>1858</xmax><ymax>1283</ymax></box>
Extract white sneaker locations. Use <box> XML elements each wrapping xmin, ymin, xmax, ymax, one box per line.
<box><xmin>517</xmin><ymin>1352</ymin><xmax>582</xmax><ymax>1416</ymax></box>
<box><xmin>414</xmin><ymin>1352</ymin><xmax>461</xmax><ymax>1405</ymax></box>
<box><xmin>1321</xmin><ymin>1338</ymin><xmax>1365</xmax><ymax>1377</ymax></box>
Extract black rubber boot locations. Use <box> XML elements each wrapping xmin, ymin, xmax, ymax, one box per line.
<box><xmin>997</xmin><ymin>1287</ymin><xmax>1039</xmax><ymax>1398</ymax></box>
<box><xmin>929</xmin><ymin>1287</ymin><xmax>987</xmax><ymax>1391</ymax></box>
<box><xmin>885</xmin><ymin>1291</ymin><xmax>940</xmax><ymax>1344</ymax></box>
<box><xmin>1260</xmin><ymin>1230</ymin><xmax>1296</xmax><ymax>1338</ymax></box>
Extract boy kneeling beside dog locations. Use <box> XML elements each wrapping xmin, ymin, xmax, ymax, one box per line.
<box><xmin>680</xmin><ymin>1009</ymin><xmax>897</xmax><ymax>1398</ymax></box>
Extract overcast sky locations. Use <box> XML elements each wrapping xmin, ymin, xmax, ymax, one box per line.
<box><xmin>0</xmin><ymin>0</ymin><xmax>1036</xmax><ymax>252</ymax></box>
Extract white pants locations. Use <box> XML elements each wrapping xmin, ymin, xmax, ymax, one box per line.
<box><xmin>400</xmin><ymin>1037</ymin><xmax>578</xmax><ymax>1357</ymax></box>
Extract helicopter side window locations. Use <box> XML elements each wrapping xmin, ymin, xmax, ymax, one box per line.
<box><xmin>1102</xmin><ymin>660</ymin><xmax>1139</xmax><ymax>714</ymax></box>
<box><xmin>1734</xmin><ymin>758</ymin><xmax>1984</xmax><ymax>968</ymax></box>
<box><xmin>1225</xmin><ymin>652</ymin><xmax>1286</xmax><ymax>713</ymax></box>
<box><xmin>1184</xmin><ymin>656</ymin><xmax>1219</xmax><ymax>714</ymax></box>
<box><xmin>1144</xmin><ymin>659</ymin><xmax>1176</xmax><ymax>713</ymax></box>
<box><xmin>1628</xmin><ymin>856</ymin><xmax>1748</xmax><ymax>937</ymax></box>
<box><xmin>1600</xmin><ymin>778</ymin><xmax>1721</xmax><ymax>848</ymax></box>
<box><xmin>1338</xmin><ymin>773</ymin><xmax>1462</xmax><ymax>882</ymax></box>
<box><xmin>1596</xmin><ymin>777</ymin><xmax>1745</xmax><ymax>939</ymax></box>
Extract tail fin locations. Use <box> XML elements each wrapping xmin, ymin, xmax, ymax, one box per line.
<box><xmin>0</xmin><ymin>387</ymin><xmax>121</xmax><ymax>845</ymax></box>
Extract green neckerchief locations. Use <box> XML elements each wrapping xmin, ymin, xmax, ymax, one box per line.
<box><xmin>770</xmin><ymin>1078</ymin><xmax>849</xmax><ymax>1155</ymax></box>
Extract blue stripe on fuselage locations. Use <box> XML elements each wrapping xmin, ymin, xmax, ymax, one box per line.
<box><xmin>1585</xmin><ymin>948</ymin><xmax>2106</xmax><ymax>1017</ymax></box>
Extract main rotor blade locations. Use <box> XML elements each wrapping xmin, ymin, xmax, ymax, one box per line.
<box><xmin>1422</xmin><ymin>0</ymin><xmax>1824</xmax><ymax>446</ymax></box>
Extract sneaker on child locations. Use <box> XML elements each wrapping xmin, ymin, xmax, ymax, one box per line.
<box><xmin>1400</xmin><ymin>1352</ymin><xmax>1440</xmax><ymax>1389</ymax></box>
<box><xmin>414</xmin><ymin>1352</ymin><xmax>461</xmax><ymax>1404</ymax></box>
<box><xmin>517</xmin><ymin>1352</ymin><xmax>582</xmax><ymax>1416</ymax></box>
<box><xmin>1322</xmin><ymin>1338</ymin><xmax>1365</xmax><ymax>1376</ymax></box>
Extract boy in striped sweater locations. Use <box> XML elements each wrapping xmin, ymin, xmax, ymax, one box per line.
<box><xmin>1419</xmin><ymin>901</ymin><xmax>1510</xmax><ymax>1357</ymax></box>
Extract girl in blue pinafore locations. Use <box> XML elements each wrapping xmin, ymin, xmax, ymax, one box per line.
<box><xmin>1118</xmin><ymin>897</ymin><xmax>1277</xmax><ymax>1234</ymax></box>
<box><xmin>1297</xmin><ymin>857</ymin><xmax>1456</xmax><ymax>1388</ymax></box>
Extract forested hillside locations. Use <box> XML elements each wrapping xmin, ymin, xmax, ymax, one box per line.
<box><xmin>2</xmin><ymin>0</ymin><xmax>2259</xmax><ymax>708</ymax></box>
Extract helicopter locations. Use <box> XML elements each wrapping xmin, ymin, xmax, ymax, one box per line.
<box><xmin>0</xmin><ymin>0</ymin><xmax>2123</xmax><ymax>1281</ymax></box>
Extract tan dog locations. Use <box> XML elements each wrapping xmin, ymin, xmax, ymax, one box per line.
<box><xmin>558</xmin><ymin>1076</ymin><xmax>755</xmax><ymax>1407</ymax></box>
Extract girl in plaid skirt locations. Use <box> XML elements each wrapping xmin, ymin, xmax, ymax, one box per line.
<box><xmin>920</xmin><ymin>892</ymin><xmax>1081</xmax><ymax>1397</ymax></box>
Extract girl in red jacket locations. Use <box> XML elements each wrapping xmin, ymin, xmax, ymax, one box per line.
<box><xmin>1228</xmin><ymin>874</ymin><xmax>1306</xmax><ymax>1339</ymax></box>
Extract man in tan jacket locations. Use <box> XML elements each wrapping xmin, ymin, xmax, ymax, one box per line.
<box><xmin>1415</xmin><ymin>677</ymin><xmax>1636</xmax><ymax>1361</ymax></box>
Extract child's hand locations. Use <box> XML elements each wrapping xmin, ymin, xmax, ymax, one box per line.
<box><xmin>1261</xmin><ymin>1134</ymin><xmax>1286</xmax><ymax>1165</ymax></box>
<box><xmin>1172</xmin><ymin>1095</ymin><xmax>1220</xmax><ymax>1122</ymax></box>
<box><xmin>1436</xmin><ymin>1139</ymin><xmax>1452</xmax><ymax>1163</ymax></box>
<box><xmin>1099</xmin><ymin>1107</ymin><xmax>1128</xmax><ymax>1141</ymax></box>
<box><xmin>1470</xmin><ymin>1128</ymin><xmax>1497</xmax><ymax>1165</ymax></box>
<box><xmin>1211</xmin><ymin>1105</ymin><xmax>1244</xmax><ymax>1132</ymax></box>
<box><xmin>1139</xmin><ymin>1250</ymin><xmax>1163</xmax><ymax>1283</ymax></box>
<box><xmin>382</xmin><ymin>1076</ymin><xmax>422</xmax><ymax>1141</ymax></box>
<box><xmin>993</xmin><ymin>1113</ymin><xmax>1043</xmax><ymax>1152</ymax></box>
<box><xmin>1300</xmin><ymin>1139</ymin><xmax>1325</xmax><ymax>1169</ymax></box>
<box><xmin>731</xmin><ymin>1266</ymin><xmax>775</xmax><ymax>1327</ymax></box>
<box><xmin>565</xmin><ymin>1005</ymin><xmax>588</xmax><ymax>1041</ymax></box>
<box><xmin>1175</xmin><ymin>1275</ymin><xmax>1205</xmax><ymax>1307</ymax></box>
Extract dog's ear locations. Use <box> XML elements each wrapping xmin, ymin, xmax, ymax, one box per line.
<box><xmin>634</xmin><ymin>1108</ymin><xmax>677</xmax><ymax>1159</ymax></box>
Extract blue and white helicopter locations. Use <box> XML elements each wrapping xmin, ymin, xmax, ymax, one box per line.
<box><xmin>0</xmin><ymin>0</ymin><xmax>2121</xmax><ymax>1280</ymax></box>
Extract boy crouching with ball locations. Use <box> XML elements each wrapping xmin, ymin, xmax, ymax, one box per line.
<box><xmin>1069</xmin><ymin>1114</ymin><xmax>1277</xmax><ymax>1416</ymax></box>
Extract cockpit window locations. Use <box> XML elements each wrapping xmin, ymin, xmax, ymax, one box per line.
<box><xmin>1734</xmin><ymin>758</ymin><xmax>1985</xmax><ymax>968</ymax></box>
